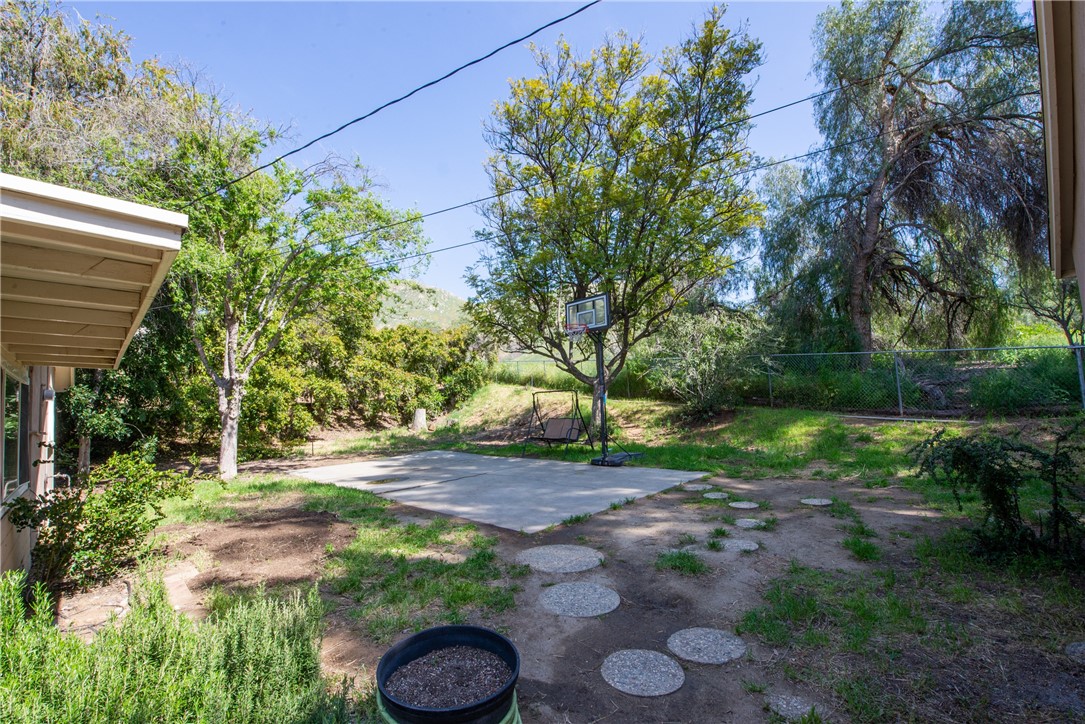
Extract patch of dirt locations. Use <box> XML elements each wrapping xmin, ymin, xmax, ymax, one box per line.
<box><xmin>484</xmin><ymin>475</ymin><xmax>954</xmax><ymax>723</ymax></box>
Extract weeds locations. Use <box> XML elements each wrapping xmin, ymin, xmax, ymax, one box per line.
<box><xmin>842</xmin><ymin>536</ymin><xmax>882</xmax><ymax>561</ymax></box>
<box><xmin>562</xmin><ymin>513</ymin><xmax>592</xmax><ymax>526</ymax></box>
<box><xmin>912</xmin><ymin>423</ymin><xmax>1085</xmax><ymax>564</ymax></box>
<box><xmin>655</xmin><ymin>551</ymin><xmax>709</xmax><ymax>575</ymax></box>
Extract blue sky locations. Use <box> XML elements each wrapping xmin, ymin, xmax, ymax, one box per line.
<box><xmin>68</xmin><ymin>1</ymin><xmax>832</xmax><ymax>298</ymax></box>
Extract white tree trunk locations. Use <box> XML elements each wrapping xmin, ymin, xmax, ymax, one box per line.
<box><xmin>217</xmin><ymin>311</ymin><xmax>244</xmax><ymax>480</ymax></box>
<box><xmin>217</xmin><ymin>385</ymin><xmax>241</xmax><ymax>479</ymax></box>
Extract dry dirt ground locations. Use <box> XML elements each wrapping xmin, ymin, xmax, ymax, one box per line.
<box><xmin>58</xmin><ymin>469</ymin><xmax>1084</xmax><ymax>723</ymax></box>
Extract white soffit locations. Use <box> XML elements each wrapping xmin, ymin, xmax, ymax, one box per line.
<box><xmin>0</xmin><ymin>173</ymin><xmax>186</xmax><ymax>370</ymax></box>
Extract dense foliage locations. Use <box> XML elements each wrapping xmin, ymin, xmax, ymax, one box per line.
<box><xmin>5</xmin><ymin>439</ymin><xmax>197</xmax><ymax>586</ymax></box>
<box><xmin>646</xmin><ymin>306</ymin><xmax>771</xmax><ymax>418</ymax></box>
<box><xmin>755</xmin><ymin>0</ymin><xmax>1050</xmax><ymax>353</ymax></box>
<box><xmin>349</xmin><ymin>325</ymin><xmax>492</xmax><ymax>427</ymax></box>
<box><xmin>0</xmin><ymin>573</ymin><xmax>351</xmax><ymax>723</ymax></box>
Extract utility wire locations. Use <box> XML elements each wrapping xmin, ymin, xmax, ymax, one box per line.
<box><xmin>253</xmin><ymin>24</ymin><xmax>1038</xmax><ymax>262</ymax></box>
<box><xmin>169</xmin><ymin>23</ymin><xmax>1035</xmax><ymax>274</ymax></box>
<box><xmin>366</xmin><ymin>83</ymin><xmax>1041</xmax><ymax>271</ymax></box>
<box><xmin>181</xmin><ymin>0</ymin><xmax>602</xmax><ymax>210</ymax></box>
<box><xmin>148</xmin><ymin>88</ymin><xmax>1033</xmax><ymax>313</ymax></box>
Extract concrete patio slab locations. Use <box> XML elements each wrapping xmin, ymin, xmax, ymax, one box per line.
<box><xmin>296</xmin><ymin>451</ymin><xmax>703</xmax><ymax>533</ymax></box>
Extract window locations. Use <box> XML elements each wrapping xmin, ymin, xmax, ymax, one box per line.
<box><xmin>3</xmin><ymin>374</ymin><xmax>28</xmax><ymax>500</ymax></box>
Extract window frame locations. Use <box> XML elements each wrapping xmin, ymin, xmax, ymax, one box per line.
<box><xmin>2</xmin><ymin>373</ymin><xmax>31</xmax><ymax>505</ymax></box>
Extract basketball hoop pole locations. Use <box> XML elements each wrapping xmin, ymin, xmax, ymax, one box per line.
<box><xmin>592</xmin><ymin>329</ymin><xmax>610</xmax><ymax>463</ymax></box>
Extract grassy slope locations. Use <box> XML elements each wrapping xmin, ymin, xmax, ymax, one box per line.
<box><xmin>375</xmin><ymin>280</ymin><xmax>466</xmax><ymax>331</ymax></box>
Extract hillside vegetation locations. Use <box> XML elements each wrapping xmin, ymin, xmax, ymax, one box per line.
<box><xmin>376</xmin><ymin>280</ymin><xmax>467</xmax><ymax>331</ymax></box>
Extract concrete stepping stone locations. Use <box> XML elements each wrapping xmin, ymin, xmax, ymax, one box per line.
<box><xmin>767</xmin><ymin>693</ymin><xmax>827</xmax><ymax>721</ymax></box>
<box><xmin>703</xmin><ymin>492</ymin><xmax>729</xmax><ymax>500</ymax></box>
<box><xmin>729</xmin><ymin>501</ymin><xmax>759</xmax><ymax>510</ymax></box>
<box><xmin>1067</xmin><ymin>642</ymin><xmax>1085</xmax><ymax>664</ymax></box>
<box><xmin>735</xmin><ymin>518</ymin><xmax>762</xmax><ymax>529</ymax></box>
<box><xmin>667</xmin><ymin>627</ymin><xmax>747</xmax><ymax>664</ymax></box>
<box><xmin>601</xmin><ymin>649</ymin><xmax>684</xmax><ymax>696</ymax></box>
<box><xmin>723</xmin><ymin>539</ymin><xmax>759</xmax><ymax>552</ymax></box>
<box><xmin>800</xmin><ymin>497</ymin><xmax>833</xmax><ymax>507</ymax></box>
<box><xmin>683</xmin><ymin>483</ymin><xmax>714</xmax><ymax>491</ymax></box>
<box><xmin>540</xmin><ymin>582</ymin><xmax>620</xmax><ymax>617</ymax></box>
<box><xmin>516</xmin><ymin>545</ymin><xmax>603</xmax><ymax>573</ymax></box>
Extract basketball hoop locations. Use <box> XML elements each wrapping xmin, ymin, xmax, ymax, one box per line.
<box><xmin>564</xmin><ymin>323</ymin><xmax>589</xmax><ymax>345</ymax></box>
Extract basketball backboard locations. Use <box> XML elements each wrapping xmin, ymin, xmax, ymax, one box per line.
<box><xmin>565</xmin><ymin>293</ymin><xmax>610</xmax><ymax>331</ymax></box>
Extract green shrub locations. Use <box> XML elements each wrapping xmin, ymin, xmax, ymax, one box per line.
<box><xmin>967</xmin><ymin>350</ymin><xmax>1080</xmax><ymax>413</ymax></box>
<box><xmin>6</xmin><ymin>439</ymin><xmax>197</xmax><ymax>586</ymax></box>
<box><xmin>647</xmin><ymin>308</ymin><xmax>770</xmax><ymax>418</ymax></box>
<box><xmin>913</xmin><ymin>422</ymin><xmax>1085</xmax><ymax>563</ymax></box>
<box><xmin>349</xmin><ymin>325</ymin><xmax>490</xmax><ymax>425</ymax></box>
<box><xmin>0</xmin><ymin>572</ymin><xmax>352</xmax><ymax>723</ymax></box>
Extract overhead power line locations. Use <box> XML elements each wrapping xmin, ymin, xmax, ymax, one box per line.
<box><xmin>374</xmin><ymin>86</ymin><xmax>1036</xmax><ymax>270</ymax></box>
<box><xmin>170</xmin><ymin>19</ymin><xmax>1035</xmax><ymax>271</ymax></box>
<box><xmin>181</xmin><ymin>0</ymin><xmax>603</xmax><ymax>210</ymax></box>
<box><xmin>266</xmin><ymin>24</ymin><xmax>1039</xmax><ymax>262</ymax></box>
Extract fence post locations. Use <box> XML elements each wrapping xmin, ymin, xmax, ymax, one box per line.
<box><xmin>767</xmin><ymin>369</ymin><xmax>774</xmax><ymax>408</ymax></box>
<box><xmin>1075</xmin><ymin>346</ymin><xmax>1085</xmax><ymax>411</ymax></box>
<box><xmin>893</xmin><ymin>352</ymin><xmax>904</xmax><ymax>417</ymax></box>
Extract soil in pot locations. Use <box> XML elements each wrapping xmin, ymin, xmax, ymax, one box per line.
<box><xmin>384</xmin><ymin>645</ymin><xmax>513</xmax><ymax>709</ymax></box>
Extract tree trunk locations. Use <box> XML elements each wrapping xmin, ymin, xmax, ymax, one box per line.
<box><xmin>849</xmin><ymin>165</ymin><xmax>888</xmax><ymax>361</ymax></box>
<box><xmin>217</xmin><ymin>383</ymin><xmax>241</xmax><ymax>479</ymax></box>
<box><xmin>217</xmin><ymin>310</ymin><xmax>244</xmax><ymax>480</ymax></box>
<box><xmin>77</xmin><ymin>436</ymin><xmax>91</xmax><ymax>476</ymax></box>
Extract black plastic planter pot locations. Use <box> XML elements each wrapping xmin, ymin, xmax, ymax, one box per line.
<box><xmin>376</xmin><ymin>625</ymin><xmax>521</xmax><ymax>724</ymax></box>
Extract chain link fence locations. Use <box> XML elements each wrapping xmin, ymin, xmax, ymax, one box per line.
<box><xmin>747</xmin><ymin>345</ymin><xmax>1085</xmax><ymax>417</ymax></box>
<box><xmin>497</xmin><ymin>345</ymin><xmax>1085</xmax><ymax>418</ymax></box>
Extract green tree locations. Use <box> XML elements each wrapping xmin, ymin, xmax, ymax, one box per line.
<box><xmin>1</xmin><ymin>0</ymin><xmax>188</xmax><ymax>198</ymax></box>
<box><xmin>468</xmin><ymin>7</ymin><xmax>762</xmax><ymax>420</ymax></box>
<box><xmin>348</xmin><ymin>325</ymin><xmax>491</xmax><ymax>426</ymax></box>
<box><xmin>758</xmin><ymin>0</ymin><xmax>1044</xmax><ymax>353</ymax></box>
<box><xmin>61</xmin><ymin>369</ymin><xmax>128</xmax><ymax>474</ymax></box>
<box><xmin>157</xmin><ymin>109</ymin><xmax>426</xmax><ymax>476</ymax></box>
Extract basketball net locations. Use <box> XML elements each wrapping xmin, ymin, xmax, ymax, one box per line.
<box><xmin>564</xmin><ymin>323</ymin><xmax>589</xmax><ymax>345</ymax></box>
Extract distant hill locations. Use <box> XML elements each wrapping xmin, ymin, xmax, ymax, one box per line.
<box><xmin>377</xmin><ymin>280</ymin><xmax>468</xmax><ymax>331</ymax></box>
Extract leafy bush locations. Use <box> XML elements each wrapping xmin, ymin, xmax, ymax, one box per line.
<box><xmin>0</xmin><ymin>572</ymin><xmax>352</xmax><ymax>723</ymax></box>
<box><xmin>967</xmin><ymin>349</ymin><xmax>1081</xmax><ymax>413</ymax></box>
<box><xmin>912</xmin><ymin>422</ymin><xmax>1085</xmax><ymax>563</ymax></box>
<box><xmin>647</xmin><ymin>308</ymin><xmax>770</xmax><ymax>417</ymax></box>
<box><xmin>6</xmin><ymin>439</ymin><xmax>197</xmax><ymax>586</ymax></box>
<box><xmin>348</xmin><ymin>325</ymin><xmax>491</xmax><ymax>425</ymax></box>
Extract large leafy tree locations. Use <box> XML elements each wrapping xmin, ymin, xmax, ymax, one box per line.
<box><xmin>1</xmin><ymin>0</ymin><xmax>187</xmax><ymax>198</ymax></box>
<box><xmin>2</xmin><ymin>0</ymin><xmax>206</xmax><ymax>460</ymax></box>
<box><xmin>758</xmin><ymin>0</ymin><xmax>1044</xmax><ymax>352</ymax></box>
<box><xmin>468</xmin><ymin>7</ymin><xmax>762</xmax><ymax>418</ymax></box>
<box><xmin>154</xmin><ymin>107</ymin><xmax>426</xmax><ymax>477</ymax></box>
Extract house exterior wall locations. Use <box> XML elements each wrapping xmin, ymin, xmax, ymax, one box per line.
<box><xmin>0</xmin><ymin>365</ymin><xmax>56</xmax><ymax>574</ymax></box>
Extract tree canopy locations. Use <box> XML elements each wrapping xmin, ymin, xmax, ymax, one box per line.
<box><xmin>756</xmin><ymin>0</ymin><xmax>1044</xmax><ymax>353</ymax></box>
<box><xmin>468</xmin><ymin>7</ymin><xmax>763</xmax><ymax>412</ymax></box>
